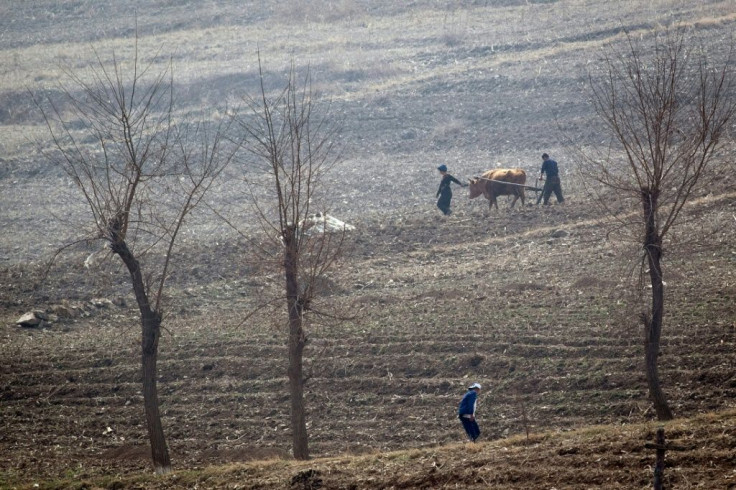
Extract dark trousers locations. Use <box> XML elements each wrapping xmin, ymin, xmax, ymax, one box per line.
<box><xmin>459</xmin><ymin>416</ymin><xmax>480</xmax><ymax>441</ymax></box>
<box><xmin>437</xmin><ymin>193</ymin><xmax>452</xmax><ymax>215</ymax></box>
<box><xmin>537</xmin><ymin>175</ymin><xmax>564</xmax><ymax>204</ymax></box>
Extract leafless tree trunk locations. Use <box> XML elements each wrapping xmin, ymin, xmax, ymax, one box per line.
<box><xmin>237</xmin><ymin>57</ymin><xmax>343</xmax><ymax>460</ymax></box>
<box><xmin>640</xmin><ymin>188</ymin><xmax>673</xmax><ymax>420</ymax></box>
<box><xmin>584</xmin><ymin>27</ymin><xmax>736</xmax><ymax>421</ymax></box>
<box><xmin>37</xmin><ymin>37</ymin><xmax>236</xmax><ymax>473</ymax></box>
<box><xmin>283</xmin><ymin>224</ymin><xmax>309</xmax><ymax>459</ymax></box>
<box><xmin>110</xmin><ymin>230</ymin><xmax>170</xmax><ymax>469</ymax></box>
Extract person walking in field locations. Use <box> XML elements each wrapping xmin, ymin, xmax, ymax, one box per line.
<box><xmin>436</xmin><ymin>164</ymin><xmax>466</xmax><ymax>215</ymax></box>
<box><xmin>536</xmin><ymin>153</ymin><xmax>564</xmax><ymax>205</ymax></box>
<box><xmin>458</xmin><ymin>382</ymin><xmax>482</xmax><ymax>442</ymax></box>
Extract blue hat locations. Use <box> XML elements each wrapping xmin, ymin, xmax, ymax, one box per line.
<box><xmin>437</xmin><ymin>164</ymin><xmax>448</xmax><ymax>172</ymax></box>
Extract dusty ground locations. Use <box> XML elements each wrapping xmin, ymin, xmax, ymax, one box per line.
<box><xmin>2</xmin><ymin>194</ymin><xmax>734</xmax><ymax>487</ymax></box>
<box><xmin>1</xmin><ymin>0</ymin><xmax>735</xmax><ymax>488</ymax></box>
<box><xmin>57</xmin><ymin>409</ymin><xmax>736</xmax><ymax>489</ymax></box>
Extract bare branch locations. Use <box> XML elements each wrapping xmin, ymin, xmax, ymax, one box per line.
<box><xmin>233</xmin><ymin>56</ymin><xmax>345</xmax><ymax>460</ymax></box>
<box><xmin>581</xmin><ymin>24</ymin><xmax>736</xmax><ymax>421</ymax></box>
<box><xmin>35</xmin><ymin>32</ymin><xmax>236</xmax><ymax>473</ymax></box>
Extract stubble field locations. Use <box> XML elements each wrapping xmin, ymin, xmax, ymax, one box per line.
<box><xmin>1</xmin><ymin>1</ymin><xmax>735</xmax><ymax>488</ymax></box>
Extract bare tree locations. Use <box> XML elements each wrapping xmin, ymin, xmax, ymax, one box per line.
<box><xmin>37</xmin><ymin>41</ymin><xmax>237</xmax><ymax>473</ymax></box>
<box><xmin>586</xmin><ymin>28</ymin><xmax>736</xmax><ymax>420</ymax></box>
<box><xmin>236</xmin><ymin>59</ymin><xmax>343</xmax><ymax>460</ymax></box>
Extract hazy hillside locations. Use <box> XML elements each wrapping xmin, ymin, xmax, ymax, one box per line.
<box><xmin>3</xmin><ymin>1</ymin><xmax>734</xmax><ymax>228</ymax></box>
<box><xmin>1</xmin><ymin>1</ymin><xmax>735</xmax><ymax>487</ymax></box>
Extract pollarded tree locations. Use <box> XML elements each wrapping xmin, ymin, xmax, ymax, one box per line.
<box><xmin>236</xmin><ymin>59</ymin><xmax>344</xmax><ymax>460</ymax></box>
<box><xmin>587</xmin><ymin>27</ymin><xmax>736</xmax><ymax>420</ymax></box>
<box><xmin>37</xmin><ymin>41</ymin><xmax>237</xmax><ymax>473</ymax></box>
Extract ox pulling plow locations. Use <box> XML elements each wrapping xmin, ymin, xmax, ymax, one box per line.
<box><xmin>472</xmin><ymin>175</ymin><xmax>544</xmax><ymax>201</ymax></box>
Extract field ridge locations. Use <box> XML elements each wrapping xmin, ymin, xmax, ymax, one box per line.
<box><xmin>5</xmin><ymin>408</ymin><xmax>734</xmax><ymax>489</ymax></box>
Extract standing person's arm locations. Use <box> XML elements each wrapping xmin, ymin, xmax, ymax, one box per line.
<box><xmin>470</xmin><ymin>392</ymin><xmax>478</xmax><ymax>420</ymax></box>
<box><xmin>449</xmin><ymin>175</ymin><xmax>463</xmax><ymax>187</ymax></box>
<box><xmin>468</xmin><ymin>391</ymin><xmax>477</xmax><ymax>420</ymax></box>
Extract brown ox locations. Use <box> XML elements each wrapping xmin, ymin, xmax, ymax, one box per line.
<box><xmin>468</xmin><ymin>168</ymin><xmax>526</xmax><ymax>211</ymax></box>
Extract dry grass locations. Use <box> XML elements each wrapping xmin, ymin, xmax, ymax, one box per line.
<box><xmin>8</xmin><ymin>409</ymin><xmax>733</xmax><ymax>489</ymax></box>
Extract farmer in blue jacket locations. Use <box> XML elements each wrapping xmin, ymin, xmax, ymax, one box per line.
<box><xmin>536</xmin><ymin>153</ymin><xmax>564</xmax><ymax>205</ymax></box>
<box><xmin>458</xmin><ymin>382</ymin><xmax>482</xmax><ymax>442</ymax></box>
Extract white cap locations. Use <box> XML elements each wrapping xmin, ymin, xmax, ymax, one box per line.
<box><xmin>468</xmin><ymin>382</ymin><xmax>481</xmax><ymax>390</ymax></box>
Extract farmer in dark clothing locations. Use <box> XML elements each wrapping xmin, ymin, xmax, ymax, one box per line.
<box><xmin>536</xmin><ymin>153</ymin><xmax>564</xmax><ymax>205</ymax></box>
<box><xmin>436</xmin><ymin>164</ymin><xmax>466</xmax><ymax>215</ymax></box>
<box><xmin>458</xmin><ymin>382</ymin><xmax>482</xmax><ymax>442</ymax></box>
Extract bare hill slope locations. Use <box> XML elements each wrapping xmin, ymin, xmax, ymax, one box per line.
<box><xmin>1</xmin><ymin>0</ymin><xmax>735</xmax><ymax>487</ymax></box>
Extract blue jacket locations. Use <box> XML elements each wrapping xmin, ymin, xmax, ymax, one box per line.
<box><xmin>541</xmin><ymin>159</ymin><xmax>559</xmax><ymax>178</ymax></box>
<box><xmin>458</xmin><ymin>390</ymin><xmax>477</xmax><ymax>416</ymax></box>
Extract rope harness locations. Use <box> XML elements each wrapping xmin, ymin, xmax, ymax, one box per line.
<box><xmin>471</xmin><ymin>176</ymin><xmax>543</xmax><ymax>191</ymax></box>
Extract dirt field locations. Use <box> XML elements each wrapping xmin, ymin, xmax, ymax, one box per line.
<box><xmin>1</xmin><ymin>1</ymin><xmax>735</xmax><ymax>488</ymax></box>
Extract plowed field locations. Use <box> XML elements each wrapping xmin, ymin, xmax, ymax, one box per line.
<box><xmin>1</xmin><ymin>0</ymin><xmax>735</xmax><ymax>487</ymax></box>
